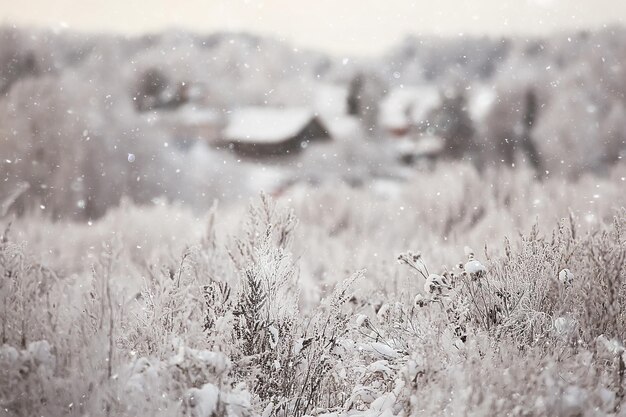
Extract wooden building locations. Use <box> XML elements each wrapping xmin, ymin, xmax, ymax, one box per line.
<box><xmin>222</xmin><ymin>107</ymin><xmax>331</xmax><ymax>158</ymax></box>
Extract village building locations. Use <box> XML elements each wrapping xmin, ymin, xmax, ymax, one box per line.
<box><xmin>379</xmin><ymin>85</ymin><xmax>442</xmax><ymax>137</ymax></box>
<box><xmin>378</xmin><ymin>86</ymin><xmax>448</xmax><ymax>165</ymax></box>
<box><xmin>221</xmin><ymin>107</ymin><xmax>331</xmax><ymax>158</ymax></box>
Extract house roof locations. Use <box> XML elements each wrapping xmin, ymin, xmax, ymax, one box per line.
<box><xmin>224</xmin><ymin>107</ymin><xmax>317</xmax><ymax>144</ymax></box>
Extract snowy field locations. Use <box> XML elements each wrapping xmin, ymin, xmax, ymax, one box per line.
<box><xmin>1</xmin><ymin>162</ymin><xmax>625</xmax><ymax>416</ymax></box>
<box><xmin>1</xmin><ymin>17</ymin><xmax>626</xmax><ymax>417</ymax></box>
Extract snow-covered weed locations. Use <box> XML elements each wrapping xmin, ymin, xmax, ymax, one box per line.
<box><xmin>1</xmin><ymin>171</ymin><xmax>625</xmax><ymax>416</ymax></box>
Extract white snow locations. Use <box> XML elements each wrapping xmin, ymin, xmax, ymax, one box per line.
<box><xmin>553</xmin><ymin>317</ymin><xmax>577</xmax><ymax>338</ymax></box>
<box><xmin>0</xmin><ymin>340</ymin><xmax>56</xmax><ymax>375</ymax></box>
<box><xmin>246</xmin><ymin>165</ymin><xmax>286</xmax><ymax>193</ymax></box>
<box><xmin>394</xmin><ymin>136</ymin><xmax>444</xmax><ymax>157</ymax></box>
<box><xmin>596</xmin><ymin>335</ymin><xmax>625</xmax><ymax>356</ymax></box>
<box><xmin>468</xmin><ymin>85</ymin><xmax>497</xmax><ymax>122</ymax></box>
<box><xmin>367</xmin><ymin>360</ymin><xmax>393</xmax><ymax>375</ymax></box>
<box><xmin>414</xmin><ymin>293</ymin><xmax>426</xmax><ymax>306</ymax></box>
<box><xmin>268</xmin><ymin>325</ymin><xmax>279</xmax><ymax>349</ymax></box>
<box><xmin>359</xmin><ymin>342</ymin><xmax>400</xmax><ymax>359</ymax></box>
<box><xmin>560</xmin><ymin>385</ymin><xmax>587</xmax><ymax>415</ymax></box>
<box><xmin>185</xmin><ymin>383</ymin><xmax>220</xmax><ymax>417</ymax></box>
<box><xmin>427</xmin><ymin>273</ymin><xmax>447</xmax><ymax>288</ymax></box>
<box><xmin>355</xmin><ymin>314</ymin><xmax>369</xmax><ymax>328</ymax></box>
<box><xmin>465</xmin><ymin>259</ymin><xmax>487</xmax><ymax>276</ymax></box>
<box><xmin>293</xmin><ymin>338</ymin><xmax>305</xmax><ymax>356</ymax></box>
<box><xmin>170</xmin><ymin>345</ymin><xmax>231</xmax><ymax>376</ymax></box>
<box><xmin>0</xmin><ymin>344</ymin><xmax>19</xmax><ymax>364</ymax></box>
<box><xmin>27</xmin><ymin>340</ymin><xmax>55</xmax><ymax>369</ymax></box>
<box><xmin>321</xmin><ymin>114</ymin><xmax>362</xmax><ymax>140</ymax></box>
<box><xmin>313</xmin><ymin>83</ymin><xmax>348</xmax><ymax>115</ymax></box>
<box><xmin>224</xmin><ymin>107</ymin><xmax>316</xmax><ymax>143</ymax></box>
<box><xmin>125</xmin><ymin>357</ymin><xmax>162</xmax><ymax>394</ymax></box>
<box><xmin>379</xmin><ymin>85</ymin><xmax>441</xmax><ymax>130</ymax></box>
<box><xmin>176</xmin><ymin>105</ymin><xmax>221</xmax><ymax>126</ymax></box>
<box><xmin>558</xmin><ymin>268</ymin><xmax>574</xmax><ymax>286</ymax></box>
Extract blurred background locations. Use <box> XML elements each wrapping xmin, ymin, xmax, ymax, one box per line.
<box><xmin>1</xmin><ymin>1</ymin><xmax>625</xmax><ymax>220</ymax></box>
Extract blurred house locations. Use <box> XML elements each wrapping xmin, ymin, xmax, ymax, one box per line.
<box><xmin>312</xmin><ymin>83</ymin><xmax>364</xmax><ymax>140</ymax></box>
<box><xmin>346</xmin><ymin>71</ymin><xmax>387</xmax><ymax>133</ymax></box>
<box><xmin>379</xmin><ymin>85</ymin><xmax>441</xmax><ymax>137</ymax></box>
<box><xmin>378</xmin><ymin>86</ymin><xmax>446</xmax><ymax>166</ymax></box>
<box><xmin>221</xmin><ymin>107</ymin><xmax>331</xmax><ymax>157</ymax></box>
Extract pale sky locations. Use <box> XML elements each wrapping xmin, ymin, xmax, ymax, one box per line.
<box><xmin>1</xmin><ymin>0</ymin><xmax>625</xmax><ymax>56</ymax></box>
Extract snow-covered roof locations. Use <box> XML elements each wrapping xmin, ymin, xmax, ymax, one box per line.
<box><xmin>224</xmin><ymin>107</ymin><xmax>317</xmax><ymax>144</ymax></box>
<box><xmin>319</xmin><ymin>114</ymin><xmax>360</xmax><ymax>139</ymax></box>
<box><xmin>312</xmin><ymin>83</ymin><xmax>347</xmax><ymax>116</ymax></box>
<box><xmin>379</xmin><ymin>86</ymin><xmax>441</xmax><ymax>129</ymax></box>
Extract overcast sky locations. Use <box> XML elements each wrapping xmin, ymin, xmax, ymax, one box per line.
<box><xmin>2</xmin><ymin>0</ymin><xmax>625</xmax><ymax>56</ymax></box>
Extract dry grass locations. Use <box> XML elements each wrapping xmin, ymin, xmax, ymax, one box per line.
<box><xmin>1</xmin><ymin>162</ymin><xmax>625</xmax><ymax>417</ymax></box>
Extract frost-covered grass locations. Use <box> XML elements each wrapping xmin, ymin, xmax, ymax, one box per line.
<box><xmin>1</xmin><ymin>162</ymin><xmax>625</xmax><ymax>417</ymax></box>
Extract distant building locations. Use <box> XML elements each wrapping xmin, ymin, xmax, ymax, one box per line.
<box><xmin>221</xmin><ymin>107</ymin><xmax>331</xmax><ymax>157</ymax></box>
<box><xmin>379</xmin><ymin>86</ymin><xmax>441</xmax><ymax>137</ymax></box>
<box><xmin>378</xmin><ymin>86</ymin><xmax>446</xmax><ymax>166</ymax></box>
